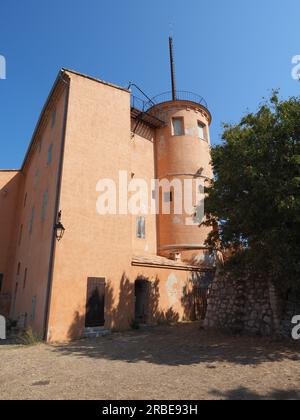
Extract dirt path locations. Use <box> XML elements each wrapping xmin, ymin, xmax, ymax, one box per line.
<box><xmin>0</xmin><ymin>323</ymin><xmax>299</xmax><ymax>400</ymax></box>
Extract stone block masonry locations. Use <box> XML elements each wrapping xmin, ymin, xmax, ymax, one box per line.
<box><xmin>205</xmin><ymin>273</ymin><xmax>280</xmax><ymax>337</ymax></box>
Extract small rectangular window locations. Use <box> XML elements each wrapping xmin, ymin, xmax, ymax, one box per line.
<box><xmin>136</xmin><ymin>216</ymin><xmax>146</xmax><ymax>239</ymax></box>
<box><xmin>41</xmin><ymin>190</ymin><xmax>48</xmax><ymax>223</ymax></box>
<box><xmin>172</xmin><ymin>118</ymin><xmax>184</xmax><ymax>136</ymax></box>
<box><xmin>17</xmin><ymin>262</ymin><xmax>21</xmax><ymax>276</ymax></box>
<box><xmin>47</xmin><ymin>144</ymin><xmax>53</xmax><ymax>166</ymax></box>
<box><xmin>34</xmin><ymin>169</ymin><xmax>40</xmax><ymax>188</ymax></box>
<box><xmin>51</xmin><ymin>109</ymin><xmax>56</xmax><ymax>128</ymax></box>
<box><xmin>24</xmin><ymin>193</ymin><xmax>27</xmax><ymax>208</ymax></box>
<box><xmin>198</xmin><ymin>122</ymin><xmax>207</xmax><ymax>142</ymax></box>
<box><xmin>86</xmin><ymin>278</ymin><xmax>106</xmax><ymax>327</ymax></box>
<box><xmin>0</xmin><ymin>273</ymin><xmax>3</xmax><ymax>293</ymax></box>
<box><xmin>31</xmin><ymin>296</ymin><xmax>37</xmax><ymax>321</ymax></box>
<box><xmin>29</xmin><ymin>206</ymin><xmax>35</xmax><ymax>235</ymax></box>
<box><xmin>23</xmin><ymin>268</ymin><xmax>27</xmax><ymax>290</ymax></box>
<box><xmin>18</xmin><ymin>224</ymin><xmax>23</xmax><ymax>246</ymax></box>
<box><xmin>12</xmin><ymin>282</ymin><xmax>18</xmax><ymax>318</ymax></box>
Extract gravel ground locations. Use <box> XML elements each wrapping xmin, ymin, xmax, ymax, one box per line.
<box><xmin>0</xmin><ymin>323</ymin><xmax>299</xmax><ymax>400</ymax></box>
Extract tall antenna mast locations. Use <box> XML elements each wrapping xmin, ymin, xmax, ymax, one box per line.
<box><xmin>169</xmin><ymin>36</ymin><xmax>177</xmax><ymax>101</ymax></box>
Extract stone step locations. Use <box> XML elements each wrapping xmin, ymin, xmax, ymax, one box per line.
<box><xmin>82</xmin><ymin>327</ymin><xmax>111</xmax><ymax>339</ymax></box>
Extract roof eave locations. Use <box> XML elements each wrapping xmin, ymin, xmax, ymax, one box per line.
<box><xmin>21</xmin><ymin>69</ymin><xmax>68</xmax><ymax>171</ymax></box>
<box><xmin>62</xmin><ymin>68</ymin><xmax>130</xmax><ymax>94</ymax></box>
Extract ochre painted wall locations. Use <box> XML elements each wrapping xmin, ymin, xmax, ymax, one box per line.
<box><xmin>0</xmin><ymin>171</ymin><xmax>21</xmax><ymax>315</ymax></box>
<box><xmin>130</xmin><ymin>120</ymin><xmax>157</xmax><ymax>257</ymax></box>
<box><xmin>3</xmin><ymin>85</ymin><xmax>68</xmax><ymax>336</ymax></box>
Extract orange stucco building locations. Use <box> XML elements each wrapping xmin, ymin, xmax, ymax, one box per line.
<box><xmin>0</xmin><ymin>68</ymin><xmax>215</xmax><ymax>342</ymax></box>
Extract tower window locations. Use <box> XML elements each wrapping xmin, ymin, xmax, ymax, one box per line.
<box><xmin>172</xmin><ymin>117</ymin><xmax>184</xmax><ymax>136</ymax></box>
<box><xmin>136</xmin><ymin>216</ymin><xmax>146</xmax><ymax>239</ymax></box>
<box><xmin>198</xmin><ymin>121</ymin><xmax>207</xmax><ymax>142</ymax></box>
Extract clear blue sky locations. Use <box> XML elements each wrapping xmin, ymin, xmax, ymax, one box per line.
<box><xmin>0</xmin><ymin>0</ymin><xmax>299</xmax><ymax>169</ymax></box>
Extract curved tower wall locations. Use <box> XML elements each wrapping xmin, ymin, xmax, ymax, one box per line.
<box><xmin>151</xmin><ymin>100</ymin><xmax>213</xmax><ymax>263</ymax></box>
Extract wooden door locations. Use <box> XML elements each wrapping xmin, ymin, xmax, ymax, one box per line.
<box><xmin>85</xmin><ymin>278</ymin><xmax>105</xmax><ymax>328</ymax></box>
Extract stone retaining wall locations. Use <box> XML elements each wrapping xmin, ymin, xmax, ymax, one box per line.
<box><xmin>204</xmin><ymin>273</ymin><xmax>298</xmax><ymax>337</ymax></box>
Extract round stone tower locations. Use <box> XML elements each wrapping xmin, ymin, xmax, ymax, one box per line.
<box><xmin>149</xmin><ymin>94</ymin><xmax>213</xmax><ymax>264</ymax></box>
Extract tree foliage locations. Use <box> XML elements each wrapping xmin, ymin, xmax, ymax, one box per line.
<box><xmin>205</xmin><ymin>93</ymin><xmax>300</xmax><ymax>297</ymax></box>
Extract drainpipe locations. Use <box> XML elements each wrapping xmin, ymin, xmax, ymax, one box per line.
<box><xmin>43</xmin><ymin>72</ymin><xmax>70</xmax><ymax>341</ymax></box>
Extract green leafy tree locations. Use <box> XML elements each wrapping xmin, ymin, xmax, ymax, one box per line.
<box><xmin>204</xmin><ymin>93</ymin><xmax>300</xmax><ymax>297</ymax></box>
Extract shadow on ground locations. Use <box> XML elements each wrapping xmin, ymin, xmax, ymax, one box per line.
<box><xmin>210</xmin><ymin>387</ymin><xmax>300</xmax><ymax>400</ymax></box>
<box><xmin>53</xmin><ymin>323</ymin><xmax>300</xmax><ymax>367</ymax></box>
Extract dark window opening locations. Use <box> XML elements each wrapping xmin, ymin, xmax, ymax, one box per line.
<box><xmin>12</xmin><ymin>282</ymin><xmax>18</xmax><ymax>319</ymax></box>
<box><xmin>18</xmin><ymin>224</ymin><xmax>23</xmax><ymax>246</ymax></box>
<box><xmin>23</xmin><ymin>268</ymin><xmax>27</xmax><ymax>290</ymax></box>
<box><xmin>136</xmin><ymin>216</ymin><xmax>146</xmax><ymax>239</ymax></box>
<box><xmin>29</xmin><ymin>206</ymin><xmax>35</xmax><ymax>235</ymax></box>
<box><xmin>31</xmin><ymin>296</ymin><xmax>37</xmax><ymax>321</ymax></box>
<box><xmin>47</xmin><ymin>144</ymin><xmax>53</xmax><ymax>166</ymax></box>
